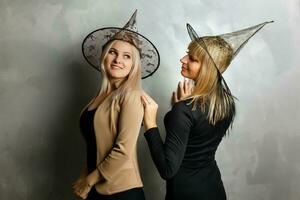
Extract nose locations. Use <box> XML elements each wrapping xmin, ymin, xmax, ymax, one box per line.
<box><xmin>113</xmin><ymin>54</ymin><xmax>122</xmax><ymax>63</ymax></box>
<box><xmin>180</xmin><ymin>55</ymin><xmax>188</xmax><ymax>64</ymax></box>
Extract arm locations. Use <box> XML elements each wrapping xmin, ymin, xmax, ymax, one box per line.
<box><xmin>79</xmin><ymin>164</ymin><xmax>88</xmax><ymax>178</ymax></box>
<box><xmin>144</xmin><ymin>102</ymin><xmax>193</xmax><ymax>180</ymax></box>
<box><xmin>96</xmin><ymin>90</ymin><xmax>144</xmax><ymax>181</ymax></box>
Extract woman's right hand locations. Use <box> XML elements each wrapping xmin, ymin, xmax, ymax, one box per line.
<box><xmin>72</xmin><ymin>176</ymin><xmax>91</xmax><ymax>199</ymax></box>
<box><xmin>141</xmin><ymin>92</ymin><xmax>158</xmax><ymax>131</ymax></box>
<box><xmin>172</xmin><ymin>79</ymin><xmax>194</xmax><ymax>105</ymax></box>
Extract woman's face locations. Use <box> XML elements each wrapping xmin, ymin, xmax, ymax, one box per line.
<box><xmin>104</xmin><ymin>40</ymin><xmax>134</xmax><ymax>80</ymax></box>
<box><xmin>180</xmin><ymin>53</ymin><xmax>201</xmax><ymax>81</ymax></box>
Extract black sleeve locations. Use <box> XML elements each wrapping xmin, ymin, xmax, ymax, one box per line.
<box><xmin>144</xmin><ymin>102</ymin><xmax>193</xmax><ymax>180</ymax></box>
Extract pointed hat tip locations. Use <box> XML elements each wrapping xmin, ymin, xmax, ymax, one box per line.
<box><xmin>186</xmin><ymin>23</ymin><xmax>195</xmax><ymax>30</ymax></box>
<box><xmin>260</xmin><ymin>20</ymin><xmax>274</xmax><ymax>27</ymax></box>
<box><xmin>257</xmin><ymin>20</ymin><xmax>274</xmax><ymax>29</ymax></box>
<box><xmin>133</xmin><ymin>9</ymin><xmax>138</xmax><ymax>16</ymax></box>
<box><xmin>186</xmin><ymin>23</ymin><xmax>194</xmax><ymax>31</ymax></box>
<box><xmin>265</xmin><ymin>20</ymin><xmax>274</xmax><ymax>24</ymax></box>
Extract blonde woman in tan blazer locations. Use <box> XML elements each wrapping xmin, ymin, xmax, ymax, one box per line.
<box><xmin>72</xmin><ymin>10</ymin><xmax>160</xmax><ymax>200</ymax></box>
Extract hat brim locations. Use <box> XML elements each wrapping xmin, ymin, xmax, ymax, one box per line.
<box><xmin>82</xmin><ymin>27</ymin><xmax>160</xmax><ymax>79</ymax></box>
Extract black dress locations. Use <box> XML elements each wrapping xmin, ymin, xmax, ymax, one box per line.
<box><xmin>144</xmin><ymin>100</ymin><xmax>232</xmax><ymax>200</ymax></box>
<box><xmin>79</xmin><ymin>107</ymin><xmax>145</xmax><ymax>200</ymax></box>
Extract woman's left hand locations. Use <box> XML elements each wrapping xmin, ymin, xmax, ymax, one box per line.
<box><xmin>141</xmin><ymin>92</ymin><xmax>158</xmax><ymax>131</ymax></box>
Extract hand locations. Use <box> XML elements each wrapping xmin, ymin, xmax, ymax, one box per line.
<box><xmin>172</xmin><ymin>79</ymin><xmax>194</xmax><ymax>105</ymax></box>
<box><xmin>141</xmin><ymin>92</ymin><xmax>158</xmax><ymax>131</ymax></box>
<box><xmin>72</xmin><ymin>176</ymin><xmax>92</xmax><ymax>199</ymax></box>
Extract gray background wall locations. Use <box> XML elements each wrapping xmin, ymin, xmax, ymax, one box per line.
<box><xmin>0</xmin><ymin>0</ymin><xmax>299</xmax><ymax>199</ymax></box>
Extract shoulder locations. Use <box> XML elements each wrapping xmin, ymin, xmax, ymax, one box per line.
<box><xmin>125</xmin><ymin>89</ymin><xmax>143</xmax><ymax>96</ymax></box>
<box><xmin>169</xmin><ymin>99</ymin><xmax>194</xmax><ymax>120</ymax></box>
<box><xmin>172</xmin><ymin>99</ymin><xmax>193</xmax><ymax>113</ymax></box>
<box><xmin>121</xmin><ymin>89</ymin><xmax>143</xmax><ymax>99</ymax></box>
<box><xmin>118</xmin><ymin>89</ymin><xmax>143</xmax><ymax>105</ymax></box>
<box><xmin>171</xmin><ymin>99</ymin><xmax>210</xmax><ymax>123</ymax></box>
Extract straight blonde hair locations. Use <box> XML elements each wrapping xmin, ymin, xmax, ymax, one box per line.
<box><xmin>187</xmin><ymin>37</ymin><xmax>235</xmax><ymax>126</ymax></box>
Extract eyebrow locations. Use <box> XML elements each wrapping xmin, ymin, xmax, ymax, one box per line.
<box><xmin>110</xmin><ymin>48</ymin><xmax>132</xmax><ymax>55</ymax></box>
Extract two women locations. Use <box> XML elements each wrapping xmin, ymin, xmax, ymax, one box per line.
<box><xmin>73</xmin><ymin>8</ymin><xmax>272</xmax><ymax>200</ymax></box>
<box><xmin>73</xmin><ymin>10</ymin><xmax>159</xmax><ymax>200</ymax></box>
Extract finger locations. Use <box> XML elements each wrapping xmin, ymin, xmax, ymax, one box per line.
<box><xmin>189</xmin><ymin>83</ymin><xmax>194</xmax><ymax>94</ymax></box>
<box><xmin>78</xmin><ymin>189</ymin><xmax>86</xmax><ymax>198</ymax></box>
<box><xmin>174</xmin><ymin>92</ymin><xmax>178</xmax><ymax>102</ymax></box>
<box><xmin>72</xmin><ymin>181</ymin><xmax>79</xmax><ymax>187</ymax></box>
<box><xmin>80</xmin><ymin>188</ymin><xmax>89</xmax><ymax>199</ymax></box>
<box><xmin>173</xmin><ymin>91</ymin><xmax>178</xmax><ymax>103</ymax></box>
<box><xmin>190</xmin><ymin>82</ymin><xmax>194</xmax><ymax>93</ymax></box>
<box><xmin>179</xmin><ymin>81</ymin><xmax>184</xmax><ymax>95</ymax></box>
<box><xmin>73</xmin><ymin>184</ymin><xmax>79</xmax><ymax>190</ymax></box>
<box><xmin>141</xmin><ymin>95</ymin><xmax>150</xmax><ymax>104</ymax></box>
<box><xmin>140</xmin><ymin>96</ymin><xmax>147</xmax><ymax>107</ymax></box>
<box><xmin>83</xmin><ymin>191</ymin><xmax>89</xmax><ymax>199</ymax></box>
<box><xmin>177</xmin><ymin>82</ymin><xmax>182</xmax><ymax>98</ymax></box>
<box><xmin>184</xmin><ymin>79</ymin><xmax>188</xmax><ymax>94</ymax></box>
<box><xmin>144</xmin><ymin>93</ymin><xmax>156</xmax><ymax>104</ymax></box>
<box><xmin>74</xmin><ymin>189</ymin><xmax>80</xmax><ymax>197</ymax></box>
<box><xmin>79</xmin><ymin>193</ymin><xmax>85</xmax><ymax>199</ymax></box>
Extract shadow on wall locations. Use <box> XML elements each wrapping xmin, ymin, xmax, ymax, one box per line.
<box><xmin>47</xmin><ymin>47</ymin><xmax>101</xmax><ymax>199</ymax></box>
<box><xmin>246</xmin><ymin>131</ymin><xmax>300</xmax><ymax>199</ymax></box>
<box><xmin>0</xmin><ymin>37</ymin><xmax>100</xmax><ymax>199</ymax></box>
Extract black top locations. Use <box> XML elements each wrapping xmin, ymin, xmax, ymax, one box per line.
<box><xmin>79</xmin><ymin>107</ymin><xmax>97</xmax><ymax>173</ymax></box>
<box><xmin>144</xmin><ymin>100</ymin><xmax>232</xmax><ymax>200</ymax></box>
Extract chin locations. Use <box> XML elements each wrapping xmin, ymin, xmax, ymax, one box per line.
<box><xmin>107</xmin><ymin>70</ymin><xmax>122</xmax><ymax>78</ymax></box>
<box><xmin>109</xmin><ymin>72</ymin><xmax>128</xmax><ymax>79</ymax></box>
<box><xmin>180</xmin><ymin>70</ymin><xmax>189</xmax><ymax>78</ymax></box>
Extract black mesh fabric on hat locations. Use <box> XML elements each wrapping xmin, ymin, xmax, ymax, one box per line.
<box><xmin>82</xmin><ymin>10</ymin><xmax>160</xmax><ymax>79</ymax></box>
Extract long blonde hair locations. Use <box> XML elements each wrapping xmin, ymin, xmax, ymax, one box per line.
<box><xmin>98</xmin><ymin>39</ymin><xmax>142</xmax><ymax>99</ymax></box>
<box><xmin>187</xmin><ymin>37</ymin><xmax>235</xmax><ymax>126</ymax></box>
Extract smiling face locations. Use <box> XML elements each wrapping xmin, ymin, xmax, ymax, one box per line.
<box><xmin>104</xmin><ymin>40</ymin><xmax>134</xmax><ymax>80</ymax></box>
<box><xmin>180</xmin><ymin>53</ymin><xmax>201</xmax><ymax>81</ymax></box>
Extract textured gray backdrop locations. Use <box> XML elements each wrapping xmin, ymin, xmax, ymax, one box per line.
<box><xmin>1</xmin><ymin>0</ymin><xmax>300</xmax><ymax>199</ymax></box>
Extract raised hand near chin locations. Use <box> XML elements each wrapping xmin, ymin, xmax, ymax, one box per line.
<box><xmin>171</xmin><ymin>79</ymin><xmax>194</xmax><ymax>106</ymax></box>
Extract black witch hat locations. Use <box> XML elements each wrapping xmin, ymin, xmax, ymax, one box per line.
<box><xmin>186</xmin><ymin>21</ymin><xmax>273</xmax><ymax>95</ymax></box>
<box><xmin>82</xmin><ymin>10</ymin><xmax>160</xmax><ymax>79</ymax></box>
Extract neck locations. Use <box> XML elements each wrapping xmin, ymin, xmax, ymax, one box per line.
<box><xmin>109</xmin><ymin>78</ymin><xmax>125</xmax><ymax>91</ymax></box>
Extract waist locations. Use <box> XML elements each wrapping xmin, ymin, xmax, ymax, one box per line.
<box><xmin>181</xmin><ymin>158</ymin><xmax>216</xmax><ymax>170</ymax></box>
<box><xmin>89</xmin><ymin>186</ymin><xmax>144</xmax><ymax>199</ymax></box>
<box><xmin>95</xmin><ymin>169</ymin><xmax>143</xmax><ymax>195</ymax></box>
<box><xmin>168</xmin><ymin>161</ymin><xmax>222</xmax><ymax>184</ymax></box>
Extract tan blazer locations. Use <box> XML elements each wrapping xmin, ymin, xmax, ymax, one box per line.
<box><xmin>80</xmin><ymin>89</ymin><xmax>144</xmax><ymax>195</ymax></box>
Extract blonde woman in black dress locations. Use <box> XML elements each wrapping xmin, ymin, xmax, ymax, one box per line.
<box><xmin>141</xmin><ymin>21</ymin><xmax>273</xmax><ymax>200</ymax></box>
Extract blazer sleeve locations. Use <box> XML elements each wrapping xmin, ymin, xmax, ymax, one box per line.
<box><xmin>144</xmin><ymin>102</ymin><xmax>193</xmax><ymax>180</ymax></box>
<box><xmin>96</xmin><ymin>90</ymin><xmax>144</xmax><ymax>181</ymax></box>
